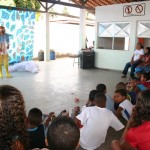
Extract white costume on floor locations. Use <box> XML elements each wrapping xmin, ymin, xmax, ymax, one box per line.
<box><xmin>9</xmin><ymin>61</ymin><xmax>39</xmax><ymax>73</ymax></box>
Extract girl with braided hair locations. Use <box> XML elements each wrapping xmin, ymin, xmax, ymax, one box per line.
<box><xmin>112</xmin><ymin>89</ymin><xmax>150</xmax><ymax>150</ymax></box>
<box><xmin>0</xmin><ymin>85</ymin><xmax>29</xmax><ymax>150</ymax></box>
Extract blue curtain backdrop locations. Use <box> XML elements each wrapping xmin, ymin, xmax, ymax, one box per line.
<box><xmin>0</xmin><ymin>8</ymin><xmax>35</xmax><ymax>63</ymax></box>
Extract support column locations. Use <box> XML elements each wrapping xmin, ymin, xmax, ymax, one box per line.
<box><xmin>45</xmin><ymin>12</ymin><xmax>50</xmax><ymax>61</ymax></box>
<box><xmin>79</xmin><ymin>9</ymin><xmax>86</xmax><ymax>51</ymax></box>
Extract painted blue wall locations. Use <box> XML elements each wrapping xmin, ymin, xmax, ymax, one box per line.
<box><xmin>0</xmin><ymin>8</ymin><xmax>35</xmax><ymax>63</ymax></box>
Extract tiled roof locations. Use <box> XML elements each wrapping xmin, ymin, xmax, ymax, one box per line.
<box><xmin>71</xmin><ymin>0</ymin><xmax>147</xmax><ymax>13</ymax></box>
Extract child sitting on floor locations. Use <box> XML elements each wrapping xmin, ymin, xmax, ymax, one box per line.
<box><xmin>116</xmin><ymin>82</ymin><xmax>137</xmax><ymax>106</ymax></box>
<box><xmin>114</xmin><ymin>89</ymin><xmax>133</xmax><ymax>121</ymax></box>
<box><xmin>111</xmin><ymin>90</ymin><xmax>150</xmax><ymax>150</ymax></box>
<box><xmin>47</xmin><ymin>116</ymin><xmax>80</xmax><ymax>150</ymax></box>
<box><xmin>27</xmin><ymin>108</ymin><xmax>54</xmax><ymax>149</ymax></box>
<box><xmin>96</xmin><ymin>83</ymin><xmax>114</xmax><ymax>112</ymax></box>
<box><xmin>129</xmin><ymin>77</ymin><xmax>148</xmax><ymax>93</ymax></box>
<box><xmin>76</xmin><ymin>93</ymin><xmax>124</xmax><ymax>150</ymax></box>
<box><xmin>81</xmin><ymin>89</ymin><xmax>98</xmax><ymax>111</ymax></box>
<box><xmin>140</xmin><ymin>72</ymin><xmax>150</xmax><ymax>89</ymax></box>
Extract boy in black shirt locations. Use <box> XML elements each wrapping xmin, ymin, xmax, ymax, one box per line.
<box><xmin>27</xmin><ymin>108</ymin><xmax>54</xmax><ymax>149</ymax></box>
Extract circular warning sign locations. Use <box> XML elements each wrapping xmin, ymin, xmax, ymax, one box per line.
<box><xmin>135</xmin><ymin>5</ymin><xmax>143</xmax><ymax>13</ymax></box>
<box><xmin>125</xmin><ymin>6</ymin><xmax>132</xmax><ymax>14</ymax></box>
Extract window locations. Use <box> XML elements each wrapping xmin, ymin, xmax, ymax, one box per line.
<box><xmin>97</xmin><ymin>22</ymin><xmax>130</xmax><ymax>50</ymax></box>
<box><xmin>137</xmin><ymin>21</ymin><xmax>150</xmax><ymax>48</ymax></box>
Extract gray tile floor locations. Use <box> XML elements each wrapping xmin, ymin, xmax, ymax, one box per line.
<box><xmin>0</xmin><ymin>58</ymin><xmax>128</xmax><ymax>149</ymax></box>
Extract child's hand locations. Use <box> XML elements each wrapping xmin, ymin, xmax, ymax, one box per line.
<box><xmin>74</xmin><ymin>106</ymin><xmax>80</xmax><ymax>116</ymax></box>
<box><xmin>126</xmin><ymin>106</ymin><xmax>136</xmax><ymax>129</ymax></box>
<box><xmin>44</xmin><ymin>112</ymin><xmax>56</xmax><ymax>127</ymax></box>
<box><xmin>49</xmin><ymin>112</ymin><xmax>55</xmax><ymax>120</ymax></box>
<box><xmin>49</xmin><ymin>112</ymin><xmax>55</xmax><ymax>117</ymax></box>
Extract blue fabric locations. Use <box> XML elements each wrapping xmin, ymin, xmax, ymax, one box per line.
<box><xmin>123</xmin><ymin>61</ymin><xmax>142</xmax><ymax>77</ymax></box>
<box><xmin>27</xmin><ymin>127</ymin><xmax>38</xmax><ymax>132</ymax></box>
<box><xmin>124</xmin><ymin>109</ymin><xmax>130</xmax><ymax>120</ymax></box>
<box><xmin>127</xmin><ymin>91</ymin><xmax>137</xmax><ymax>105</ymax></box>
<box><xmin>136</xmin><ymin>66</ymin><xmax>150</xmax><ymax>73</ymax></box>
<box><xmin>137</xmin><ymin>84</ymin><xmax>147</xmax><ymax>91</ymax></box>
<box><xmin>0</xmin><ymin>33</ymin><xmax>10</xmax><ymax>44</ymax></box>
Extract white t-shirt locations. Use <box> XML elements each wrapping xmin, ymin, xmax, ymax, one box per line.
<box><xmin>119</xmin><ymin>99</ymin><xmax>133</xmax><ymax>121</ymax></box>
<box><xmin>76</xmin><ymin>106</ymin><xmax>124</xmax><ymax>150</ymax></box>
<box><xmin>133</xmin><ymin>49</ymin><xmax>144</xmax><ymax>61</ymax></box>
<box><xmin>81</xmin><ymin>105</ymin><xmax>86</xmax><ymax>111</ymax></box>
<box><xmin>81</xmin><ymin>94</ymin><xmax>114</xmax><ymax>113</ymax></box>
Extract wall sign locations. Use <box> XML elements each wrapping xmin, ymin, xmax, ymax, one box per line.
<box><xmin>123</xmin><ymin>3</ymin><xmax>145</xmax><ymax>17</ymax></box>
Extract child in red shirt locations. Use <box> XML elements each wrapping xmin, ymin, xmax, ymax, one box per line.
<box><xmin>140</xmin><ymin>73</ymin><xmax>150</xmax><ymax>89</ymax></box>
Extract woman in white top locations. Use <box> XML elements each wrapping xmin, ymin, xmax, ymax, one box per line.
<box><xmin>122</xmin><ymin>43</ymin><xmax>144</xmax><ymax>78</ymax></box>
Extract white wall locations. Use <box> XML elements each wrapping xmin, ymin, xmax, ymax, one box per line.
<box><xmin>33</xmin><ymin>15</ymin><xmax>95</xmax><ymax>58</ymax></box>
<box><xmin>95</xmin><ymin>1</ymin><xmax>150</xmax><ymax>71</ymax></box>
<box><xmin>33</xmin><ymin>14</ymin><xmax>46</xmax><ymax>58</ymax></box>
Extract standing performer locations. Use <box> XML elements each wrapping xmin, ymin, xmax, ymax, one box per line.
<box><xmin>0</xmin><ymin>26</ymin><xmax>12</xmax><ymax>78</ymax></box>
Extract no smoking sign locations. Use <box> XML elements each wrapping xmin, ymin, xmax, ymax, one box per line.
<box><xmin>123</xmin><ymin>3</ymin><xmax>145</xmax><ymax>17</ymax></box>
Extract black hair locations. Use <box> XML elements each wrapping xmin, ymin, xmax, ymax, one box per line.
<box><xmin>47</xmin><ymin>116</ymin><xmax>80</xmax><ymax>150</ymax></box>
<box><xmin>137</xmin><ymin>42</ymin><xmax>144</xmax><ymax>49</ymax></box>
<box><xmin>141</xmin><ymin>73</ymin><xmax>150</xmax><ymax>81</ymax></box>
<box><xmin>28</xmin><ymin>108</ymin><xmax>42</xmax><ymax>126</ymax></box>
<box><xmin>129</xmin><ymin>77</ymin><xmax>139</xmax><ymax>81</ymax></box>
<box><xmin>89</xmin><ymin>90</ymin><xmax>98</xmax><ymax>102</ymax></box>
<box><xmin>116</xmin><ymin>82</ymin><xmax>126</xmax><ymax>90</ymax></box>
<box><xmin>145</xmin><ymin>47</ymin><xmax>150</xmax><ymax>55</ymax></box>
<box><xmin>131</xmin><ymin>90</ymin><xmax>150</xmax><ymax>127</ymax></box>
<box><xmin>115</xmin><ymin>89</ymin><xmax>127</xmax><ymax>97</ymax></box>
<box><xmin>96</xmin><ymin>84</ymin><xmax>106</xmax><ymax>94</ymax></box>
<box><xmin>94</xmin><ymin>93</ymin><xmax>106</xmax><ymax>106</ymax></box>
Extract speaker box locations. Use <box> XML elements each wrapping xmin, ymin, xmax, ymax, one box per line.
<box><xmin>80</xmin><ymin>51</ymin><xmax>95</xmax><ymax>69</ymax></box>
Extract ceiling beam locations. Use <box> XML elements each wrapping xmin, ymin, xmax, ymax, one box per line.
<box><xmin>37</xmin><ymin>0</ymin><xmax>47</xmax><ymax>10</ymax></box>
<box><xmin>49</xmin><ymin>12</ymin><xmax>95</xmax><ymax>21</ymax></box>
<box><xmin>38</xmin><ymin>0</ymin><xmax>94</xmax><ymax>10</ymax></box>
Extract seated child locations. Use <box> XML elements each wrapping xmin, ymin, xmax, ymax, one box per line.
<box><xmin>116</xmin><ymin>82</ymin><xmax>126</xmax><ymax>90</ymax></box>
<box><xmin>76</xmin><ymin>93</ymin><xmax>124</xmax><ymax>150</ymax></box>
<box><xmin>96</xmin><ymin>83</ymin><xmax>114</xmax><ymax>112</ymax></box>
<box><xmin>81</xmin><ymin>89</ymin><xmax>98</xmax><ymax>111</ymax></box>
<box><xmin>27</xmin><ymin>108</ymin><xmax>54</xmax><ymax>149</ymax></box>
<box><xmin>47</xmin><ymin>116</ymin><xmax>80</xmax><ymax>150</ymax></box>
<box><xmin>129</xmin><ymin>77</ymin><xmax>148</xmax><ymax>93</ymax></box>
<box><xmin>134</xmin><ymin>67</ymin><xmax>142</xmax><ymax>79</ymax></box>
<box><xmin>140</xmin><ymin>72</ymin><xmax>150</xmax><ymax>89</ymax></box>
<box><xmin>111</xmin><ymin>90</ymin><xmax>150</xmax><ymax>150</ymax></box>
<box><xmin>114</xmin><ymin>89</ymin><xmax>133</xmax><ymax>121</ymax></box>
<box><xmin>116</xmin><ymin>82</ymin><xmax>136</xmax><ymax>105</ymax></box>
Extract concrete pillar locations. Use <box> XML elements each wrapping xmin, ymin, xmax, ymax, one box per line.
<box><xmin>45</xmin><ymin>12</ymin><xmax>50</xmax><ymax>61</ymax></box>
<box><xmin>79</xmin><ymin>9</ymin><xmax>86</xmax><ymax>51</ymax></box>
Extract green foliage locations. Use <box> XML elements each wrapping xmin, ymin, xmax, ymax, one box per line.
<box><xmin>34</xmin><ymin>1</ymin><xmax>40</xmax><ymax>10</ymax></box>
<box><xmin>13</xmin><ymin>0</ymin><xmax>41</xmax><ymax>10</ymax></box>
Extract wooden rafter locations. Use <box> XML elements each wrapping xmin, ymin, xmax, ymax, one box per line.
<box><xmin>71</xmin><ymin>0</ymin><xmax>145</xmax><ymax>13</ymax></box>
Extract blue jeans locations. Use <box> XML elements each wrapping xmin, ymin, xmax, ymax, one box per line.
<box><xmin>122</xmin><ymin>61</ymin><xmax>142</xmax><ymax>77</ymax></box>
